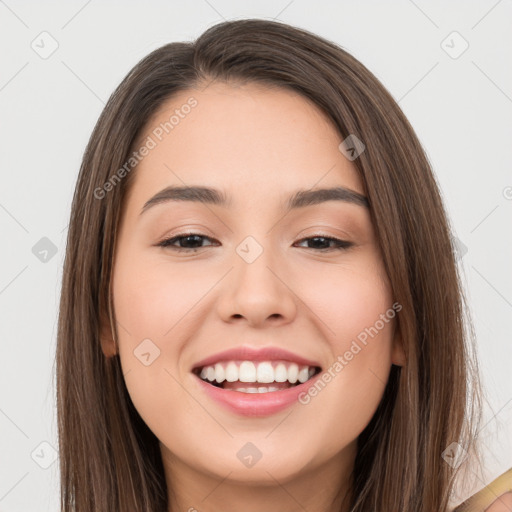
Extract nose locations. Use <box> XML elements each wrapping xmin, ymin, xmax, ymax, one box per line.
<box><xmin>216</xmin><ymin>244</ymin><xmax>298</xmax><ymax>328</ymax></box>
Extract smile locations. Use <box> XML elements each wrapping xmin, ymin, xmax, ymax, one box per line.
<box><xmin>193</xmin><ymin>360</ymin><xmax>320</xmax><ymax>393</ymax></box>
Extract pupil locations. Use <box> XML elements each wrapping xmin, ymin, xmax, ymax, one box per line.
<box><xmin>310</xmin><ymin>237</ymin><xmax>328</xmax><ymax>249</ymax></box>
<box><xmin>183</xmin><ymin>235</ymin><xmax>202</xmax><ymax>248</ymax></box>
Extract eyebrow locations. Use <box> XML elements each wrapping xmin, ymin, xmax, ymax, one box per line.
<box><xmin>139</xmin><ymin>185</ymin><xmax>369</xmax><ymax>216</ymax></box>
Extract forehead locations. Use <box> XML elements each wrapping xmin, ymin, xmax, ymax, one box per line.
<box><xmin>126</xmin><ymin>81</ymin><xmax>364</xmax><ymax>210</ymax></box>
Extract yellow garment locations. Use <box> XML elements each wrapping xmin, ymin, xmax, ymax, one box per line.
<box><xmin>453</xmin><ymin>467</ymin><xmax>512</xmax><ymax>511</ymax></box>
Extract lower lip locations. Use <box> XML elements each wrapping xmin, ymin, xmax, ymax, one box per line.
<box><xmin>193</xmin><ymin>372</ymin><xmax>321</xmax><ymax>417</ymax></box>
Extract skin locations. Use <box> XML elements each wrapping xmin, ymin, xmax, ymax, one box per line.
<box><xmin>100</xmin><ymin>81</ymin><xmax>406</xmax><ymax>512</ymax></box>
<box><xmin>486</xmin><ymin>493</ymin><xmax>512</xmax><ymax>511</ymax></box>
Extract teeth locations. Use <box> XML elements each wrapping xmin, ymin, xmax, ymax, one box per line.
<box><xmin>298</xmin><ymin>366</ymin><xmax>310</xmax><ymax>383</ymax></box>
<box><xmin>225</xmin><ymin>362</ymin><xmax>238</xmax><ymax>382</ymax></box>
<box><xmin>287</xmin><ymin>363</ymin><xmax>299</xmax><ymax>383</ymax></box>
<box><xmin>256</xmin><ymin>361</ymin><xmax>274</xmax><ymax>383</ymax></box>
<box><xmin>197</xmin><ymin>360</ymin><xmax>318</xmax><ymax>385</ymax></box>
<box><xmin>206</xmin><ymin>366</ymin><xmax>215</xmax><ymax>382</ymax></box>
<box><xmin>239</xmin><ymin>361</ymin><xmax>257</xmax><ymax>382</ymax></box>
<box><xmin>274</xmin><ymin>363</ymin><xmax>288</xmax><ymax>382</ymax></box>
<box><xmin>214</xmin><ymin>363</ymin><xmax>225</xmax><ymax>383</ymax></box>
<box><xmin>230</xmin><ymin>386</ymin><xmax>282</xmax><ymax>393</ymax></box>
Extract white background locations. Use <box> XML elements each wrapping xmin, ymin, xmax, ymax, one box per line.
<box><xmin>0</xmin><ymin>1</ymin><xmax>511</xmax><ymax>510</ymax></box>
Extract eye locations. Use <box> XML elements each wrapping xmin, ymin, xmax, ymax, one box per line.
<box><xmin>157</xmin><ymin>233</ymin><xmax>353</xmax><ymax>252</ymax></box>
<box><xmin>293</xmin><ymin>235</ymin><xmax>353</xmax><ymax>252</ymax></box>
<box><xmin>157</xmin><ymin>233</ymin><xmax>218</xmax><ymax>251</ymax></box>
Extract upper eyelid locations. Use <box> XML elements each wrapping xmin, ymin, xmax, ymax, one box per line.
<box><xmin>159</xmin><ymin>232</ymin><xmax>350</xmax><ymax>242</ymax></box>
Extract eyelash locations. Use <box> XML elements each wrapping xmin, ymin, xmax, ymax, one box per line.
<box><xmin>157</xmin><ymin>232</ymin><xmax>353</xmax><ymax>252</ymax></box>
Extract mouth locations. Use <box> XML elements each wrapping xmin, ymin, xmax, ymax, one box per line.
<box><xmin>191</xmin><ymin>360</ymin><xmax>322</xmax><ymax>393</ymax></box>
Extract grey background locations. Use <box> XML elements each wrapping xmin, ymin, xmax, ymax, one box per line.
<box><xmin>0</xmin><ymin>0</ymin><xmax>511</xmax><ymax>510</ymax></box>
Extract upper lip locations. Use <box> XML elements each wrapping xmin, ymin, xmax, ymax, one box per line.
<box><xmin>191</xmin><ymin>345</ymin><xmax>322</xmax><ymax>371</ymax></box>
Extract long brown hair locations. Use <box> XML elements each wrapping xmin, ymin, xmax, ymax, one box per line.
<box><xmin>56</xmin><ymin>18</ymin><xmax>482</xmax><ymax>511</ymax></box>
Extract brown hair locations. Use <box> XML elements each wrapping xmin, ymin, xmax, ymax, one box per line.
<box><xmin>56</xmin><ymin>18</ymin><xmax>482</xmax><ymax>511</ymax></box>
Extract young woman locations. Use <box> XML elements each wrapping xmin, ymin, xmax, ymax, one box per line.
<box><xmin>56</xmin><ymin>18</ymin><xmax>511</xmax><ymax>511</ymax></box>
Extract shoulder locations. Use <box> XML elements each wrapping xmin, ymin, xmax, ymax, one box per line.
<box><xmin>451</xmin><ymin>468</ymin><xmax>512</xmax><ymax>512</ymax></box>
<box><xmin>484</xmin><ymin>492</ymin><xmax>512</xmax><ymax>511</ymax></box>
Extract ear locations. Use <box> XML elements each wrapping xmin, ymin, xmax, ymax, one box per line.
<box><xmin>99</xmin><ymin>303</ymin><xmax>117</xmax><ymax>358</ymax></box>
<box><xmin>391</xmin><ymin>324</ymin><xmax>406</xmax><ymax>367</ymax></box>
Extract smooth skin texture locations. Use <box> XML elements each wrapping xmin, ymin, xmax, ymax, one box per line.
<box><xmin>487</xmin><ymin>493</ymin><xmax>512</xmax><ymax>511</ymax></box>
<box><xmin>100</xmin><ymin>81</ymin><xmax>406</xmax><ymax>512</ymax></box>
<box><xmin>485</xmin><ymin>492</ymin><xmax>512</xmax><ymax>512</ymax></box>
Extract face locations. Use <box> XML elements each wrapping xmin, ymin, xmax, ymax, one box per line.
<box><xmin>101</xmin><ymin>81</ymin><xmax>405</xmax><ymax>508</ymax></box>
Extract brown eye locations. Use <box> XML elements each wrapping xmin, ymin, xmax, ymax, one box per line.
<box><xmin>158</xmin><ymin>233</ymin><xmax>218</xmax><ymax>250</ymax></box>
<box><xmin>157</xmin><ymin>233</ymin><xmax>353</xmax><ymax>252</ymax></box>
<box><xmin>294</xmin><ymin>236</ymin><xmax>353</xmax><ymax>251</ymax></box>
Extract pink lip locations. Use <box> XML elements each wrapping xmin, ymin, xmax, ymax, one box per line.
<box><xmin>191</xmin><ymin>345</ymin><xmax>321</xmax><ymax>371</ymax></box>
<box><xmin>193</xmin><ymin>372</ymin><xmax>322</xmax><ymax>417</ymax></box>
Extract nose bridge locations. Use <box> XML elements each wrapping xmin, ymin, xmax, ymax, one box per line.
<box><xmin>216</xmin><ymin>233</ymin><xmax>297</xmax><ymax>326</ymax></box>
<box><xmin>235</xmin><ymin>234</ymin><xmax>279</xmax><ymax>290</ymax></box>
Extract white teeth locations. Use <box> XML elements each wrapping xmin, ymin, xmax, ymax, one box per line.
<box><xmin>274</xmin><ymin>363</ymin><xmax>288</xmax><ymax>382</ymax></box>
<box><xmin>230</xmin><ymin>386</ymin><xmax>282</xmax><ymax>393</ymax></box>
<box><xmin>197</xmin><ymin>360</ymin><xmax>317</xmax><ymax>385</ymax></box>
<box><xmin>239</xmin><ymin>361</ymin><xmax>257</xmax><ymax>382</ymax></box>
<box><xmin>298</xmin><ymin>366</ymin><xmax>310</xmax><ymax>383</ymax></box>
<box><xmin>287</xmin><ymin>363</ymin><xmax>299</xmax><ymax>383</ymax></box>
<box><xmin>206</xmin><ymin>366</ymin><xmax>215</xmax><ymax>382</ymax></box>
<box><xmin>214</xmin><ymin>363</ymin><xmax>226</xmax><ymax>383</ymax></box>
<box><xmin>225</xmin><ymin>362</ymin><xmax>238</xmax><ymax>382</ymax></box>
<box><xmin>256</xmin><ymin>361</ymin><xmax>275</xmax><ymax>383</ymax></box>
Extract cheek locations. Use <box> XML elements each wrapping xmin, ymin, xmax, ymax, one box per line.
<box><xmin>294</xmin><ymin>258</ymin><xmax>395</xmax><ymax>441</ymax></box>
<box><xmin>112</xmin><ymin>251</ymin><xmax>212</xmax><ymax>342</ymax></box>
<box><xmin>110</xmin><ymin>250</ymin><xmax>213</xmax><ymax>422</ymax></box>
<box><xmin>298</xmin><ymin>256</ymin><xmax>394</xmax><ymax>348</ymax></box>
